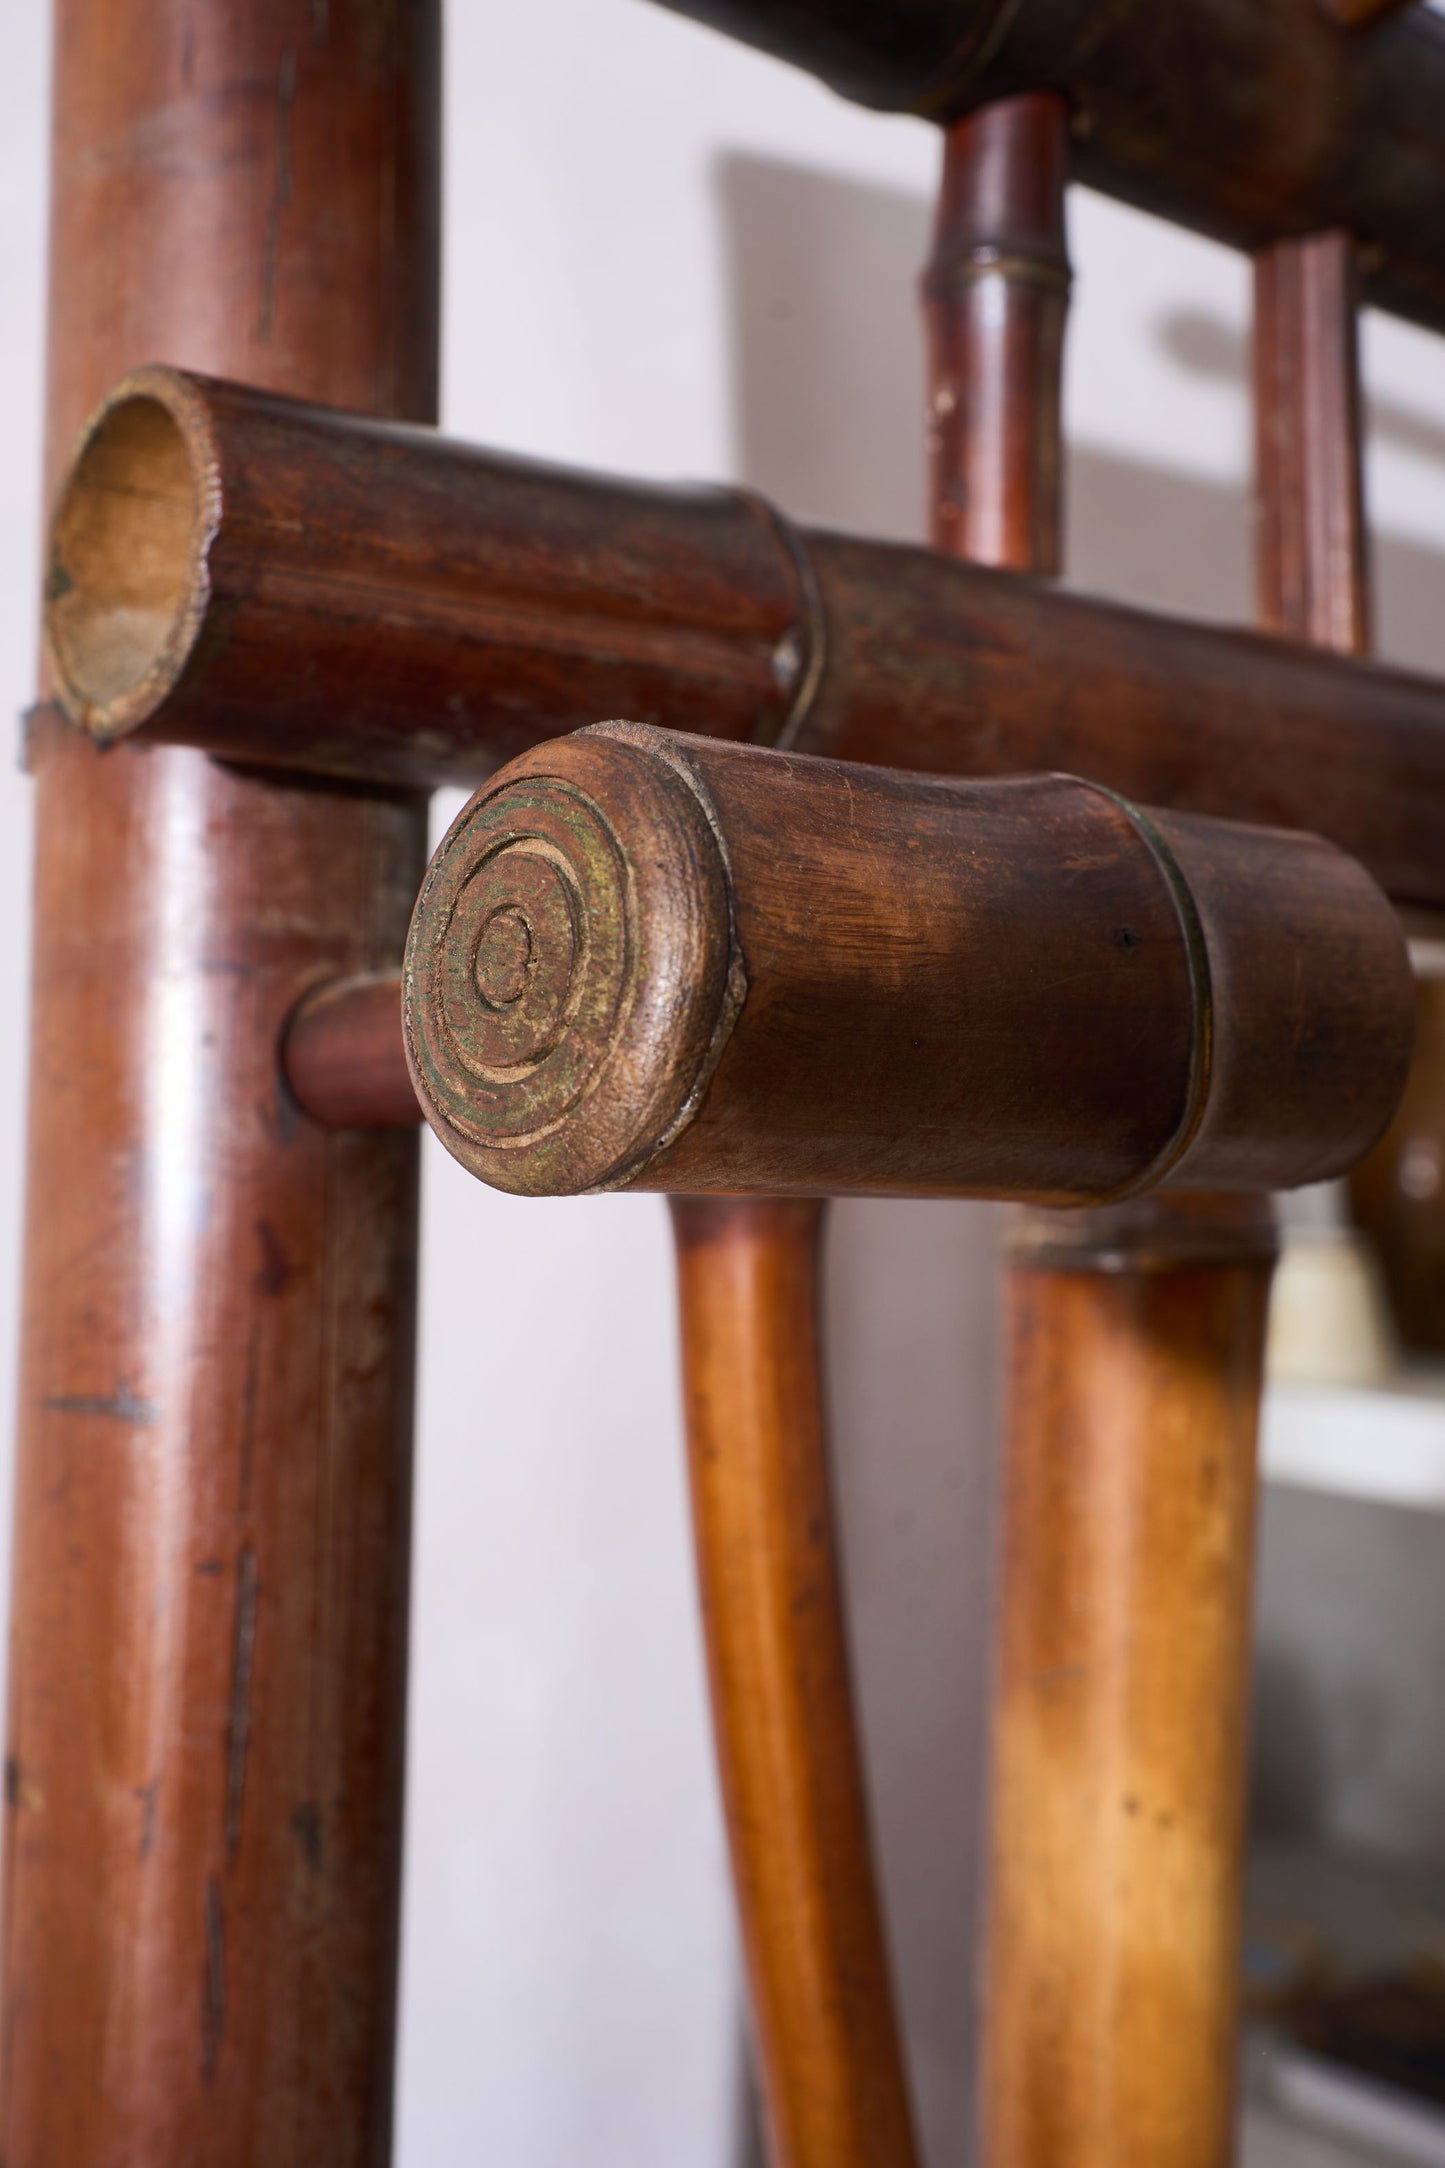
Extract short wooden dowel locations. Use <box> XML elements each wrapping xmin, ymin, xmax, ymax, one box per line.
<box><xmin>1254</xmin><ymin>231</ymin><xmax>1370</xmax><ymax>657</ymax></box>
<box><xmin>403</xmin><ymin>725</ymin><xmax>1413</xmax><ymax>1204</ymax></box>
<box><xmin>939</xmin><ymin>93</ymin><xmax>1280</xmax><ymax>2168</ymax></box>
<box><xmin>40</xmin><ymin>363</ymin><xmax>1445</xmax><ymax>910</ymax></box>
<box><xmin>283</xmin><ymin>974</ymin><xmax>417</xmax><ymax>1131</ymax></box>
<box><xmin>670</xmin><ymin>1199</ymin><xmax>919</xmax><ymax>2168</ymax></box>
<box><xmin>3</xmin><ymin>1</ymin><xmax>438</xmax><ymax>2159</ymax></box>
<box><xmin>923</xmin><ymin>93</ymin><xmax>1070</xmax><ymax>570</ymax></box>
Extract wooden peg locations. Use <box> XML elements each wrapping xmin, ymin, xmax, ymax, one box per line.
<box><xmin>402</xmin><ymin>724</ymin><xmax>1412</xmax><ymax>1204</ymax></box>
<box><xmin>923</xmin><ymin>93</ymin><xmax>1070</xmax><ymax>570</ymax></box>
<box><xmin>3</xmin><ymin>1</ymin><xmax>438</xmax><ymax>2160</ymax></box>
<box><xmin>648</xmin><ymin>0</ymin><xmax>1445</xmax><ymax>334</ymax></box>
<box><xmin>671</xmin><ymin>1199</ymin><xmax>919</xmax><ymax>2168</ymax></box>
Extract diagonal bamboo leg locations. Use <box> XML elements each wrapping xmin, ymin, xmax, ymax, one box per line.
<box><xmin>671</xmin><ymin>1198</ymin><xmax>919</xmax><ymax>2168</ymax></box>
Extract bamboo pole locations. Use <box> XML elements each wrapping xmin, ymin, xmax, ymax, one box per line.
<box><xmin>1</xmin><ymin>5</ymin><xmax>438</xmax><ymax>2160</ymax></box>
<box><xmin>1252</xmin><ymin>226</ymin><xmax>1445</xmax><ymax>1344</ymax></box>
<box><xmin>924</xmin><ymin>97</ymin><xmax>1280</xmax><ymax>2168</ymax></box>
<box><xmin>671</xmin><ymin>1200</ymin><xmax>919</xmax><ymax>2168</ymax></box>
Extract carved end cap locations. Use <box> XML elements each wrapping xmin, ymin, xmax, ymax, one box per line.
<box><xmin>44</xmin><ymin>365</ymin><xmax>220</xmax><ymax>744</ymax></box>
<box><xmin>403</xmin><ymin>723</ymin><xmax>743</xmax><ymax>1196</ymax></box>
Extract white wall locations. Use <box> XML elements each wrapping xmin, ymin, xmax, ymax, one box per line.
<box><xmin>3</xmin><ymin>5</ymin><xmax>1445</xmax><ymax>2166</ymax></box>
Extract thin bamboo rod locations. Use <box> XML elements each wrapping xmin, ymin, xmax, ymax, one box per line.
<box><xmin>923</xmin><ymin>93</ymin><xmax>1070</xmax><ymax>570</ymax></box>
<box><xmin>671</xmin><ymin>1200</ymin><xmax>919</xmax><ymax>2168</ymax></box>
<box><xmin>284</xmin><ymin>975</ymin><xmax>419</xmax><ymax>1132</ymax></box>
<box><xmin>1</xmin><ymin>4</ymin><xmax>437</xmax><ymax>2159</ymax></box>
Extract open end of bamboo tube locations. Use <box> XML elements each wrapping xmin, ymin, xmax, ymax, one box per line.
<box><xmin>45</xmin><ymin>374</ymin><xmax>214</xmax><ymax>740</ymax></box>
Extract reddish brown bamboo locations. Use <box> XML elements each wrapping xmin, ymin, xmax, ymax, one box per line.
<box><xmin>284</xmin><ymin>975</ymin><xmax>418</xmax><ymax>1132</ymax></box>
<box><xmin>651</xmin><ymin>0</ymin><xmax>1445</xmax><ymax>338</ymax></box>
<box><xmin>403</xmin><ymin>726</ymin><xmax>1410</xmax><ymax>1202</ymax></box>
<box><xmin>2</xmin><ymin>6</ymin><xmax>437</xmax><ymax>2163</ymax></box>
<box><xmin>1253</xmin><ymin>227</ymin><xmax>1445</xmax><ymax>1354</ymax></box>
<box><xmin>950</xmin><ymin>94</ymin><xmax>1280</xmax><ymax>2168</ymax></box>
<box><xmin>671</xmin><ymin>1200</ymin><xmax>919</xmax><ymax>2168</ymax></box>
<box><xmin>39</xmin><ymin>363</ymin><xmax>1445</xmax><ymax>907</ymax></box>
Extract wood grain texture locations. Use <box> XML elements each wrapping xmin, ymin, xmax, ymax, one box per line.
<box><xmin>402</xmin><ymin>724</ymin><xmax>1412</xmax><ymax>1202</ymax></box>
<box><xmin>3</xmin><ymin>4</ymin><xmax>437</xmax><ymax>2161</ymax></box>
<box><xmin>645</xmin><ymin>0</ymin><xmax>1445</xmax><ymax>334</ymax></box>
<box><xmin>40</xmin><ymin>364</ymin><xmax>1445</xmax><ymax>908</ymax></box>
<box><xmin>670</xmin><ymin>1199</ymin><xmax>919</xmax><ymax>2168</ymax></box>
<box><xmin>986</xmin><ymin>1200</ymin><xmax>1277</xmax><ymax>2168</ymax></box>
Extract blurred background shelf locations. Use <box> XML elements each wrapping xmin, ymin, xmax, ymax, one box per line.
<box><xmin>1263</xmin><ymin>1373</ymin><xmax>1445</xmax><ymax>1514</ymax></box>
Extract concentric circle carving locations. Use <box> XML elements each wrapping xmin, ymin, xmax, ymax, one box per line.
<box><xmin>405</xmin><ymin>725</ymin><xmax>743</xmax><ymax>1194</ymax></box>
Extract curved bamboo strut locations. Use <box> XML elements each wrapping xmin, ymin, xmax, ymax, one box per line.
<box><xmin>671</xmin><ymin>1198</ymin><xmax>919</xmax><ymax>2168</ymax></box>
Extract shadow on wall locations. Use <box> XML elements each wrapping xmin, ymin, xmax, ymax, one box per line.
<box><xmin>717</xmin><ymin>151</ymin><xmax>1445</xmax><ymax>2168</ymax></box>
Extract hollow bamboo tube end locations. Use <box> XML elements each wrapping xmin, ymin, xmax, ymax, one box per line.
<box><xmin>403</xmin><ymin>722</ymin><xmax>742</xmax><ymax>1196</ymax></box>
<box><xmin>44</xmin><ymin>366</ymin><xmax>217</xmax><ymax>743</ymax></box>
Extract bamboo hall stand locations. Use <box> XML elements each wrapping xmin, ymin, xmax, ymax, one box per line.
<box><xmin>10</xmin><ymin>4</ymin><xmax>1444</xmax><ymax>2168</ymax></box>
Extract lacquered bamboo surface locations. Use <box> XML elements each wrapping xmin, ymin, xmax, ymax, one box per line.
<box><xmin>2</xmin><ymin>4</ymin><xmax>437</xmax><ymax>2161</ymax></box>
<box><xmin>40</xmin><ymin>363</ymin><xmax>1445</xmax><ymax>908</ymax></box>
<box><xmin>671</xmin><ymin>1200</ymin><xmax>919</xmax><ymax>2168</ymax></box>
<box><xmin>955</xmin><ymin>93</ymin><xmax>1280</xmax><ymax>2168</ymax></box>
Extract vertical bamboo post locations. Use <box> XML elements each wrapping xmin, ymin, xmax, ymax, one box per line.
<box><xmin>670</xmin><ymin>83</ymin><xmax>929</xmax><ymax>2168</ymax></box>
<box><xmin>932</xmin><ymin>99</ymin><xmax>1281</xmax><ymax>2168</ymax></box>
<box><xmin>1</xmin><ymin>5</ymin><xmax>438</xmax><ymax>2162</ymax></box>
<box><xmin>923</xmin><ymin>92</ymin><xmax>1070</xmax><ymax>570</ymax></box>
<box><xmin>1254</xmin><ymin>232</ymin><xmax>1369</xmax><ymax>656</ymax></box>
<box><xmin>1253</xmin><ymin>231</ymin><xmax>1437</xmax><ymax>1342</ymax></box>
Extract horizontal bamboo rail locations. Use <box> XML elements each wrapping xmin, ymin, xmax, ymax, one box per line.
<box><xmin>401</xmin><ymin>723</ymin><xmax>1412</xmax><ymax>1199</ymax></box>
<box><xmin>42</xmin><ymin>366</ymin><xmax>1445</xmax><ymax>908</ymax></box>
<box><xmin>647</xmin><ymin>0</ymin><xmax>1445</xmax><ymax>334</ymax></box>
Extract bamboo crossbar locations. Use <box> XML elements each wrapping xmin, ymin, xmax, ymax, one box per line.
<box><xmin>646</xmin><ymin>0</ymin><xmax>1445</xmax><ymax>335</ymax></box>
<box><xmin>42</xmin><ymin>365</ymin><xmax>1445</xmax><ymax>910</ymax></box>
